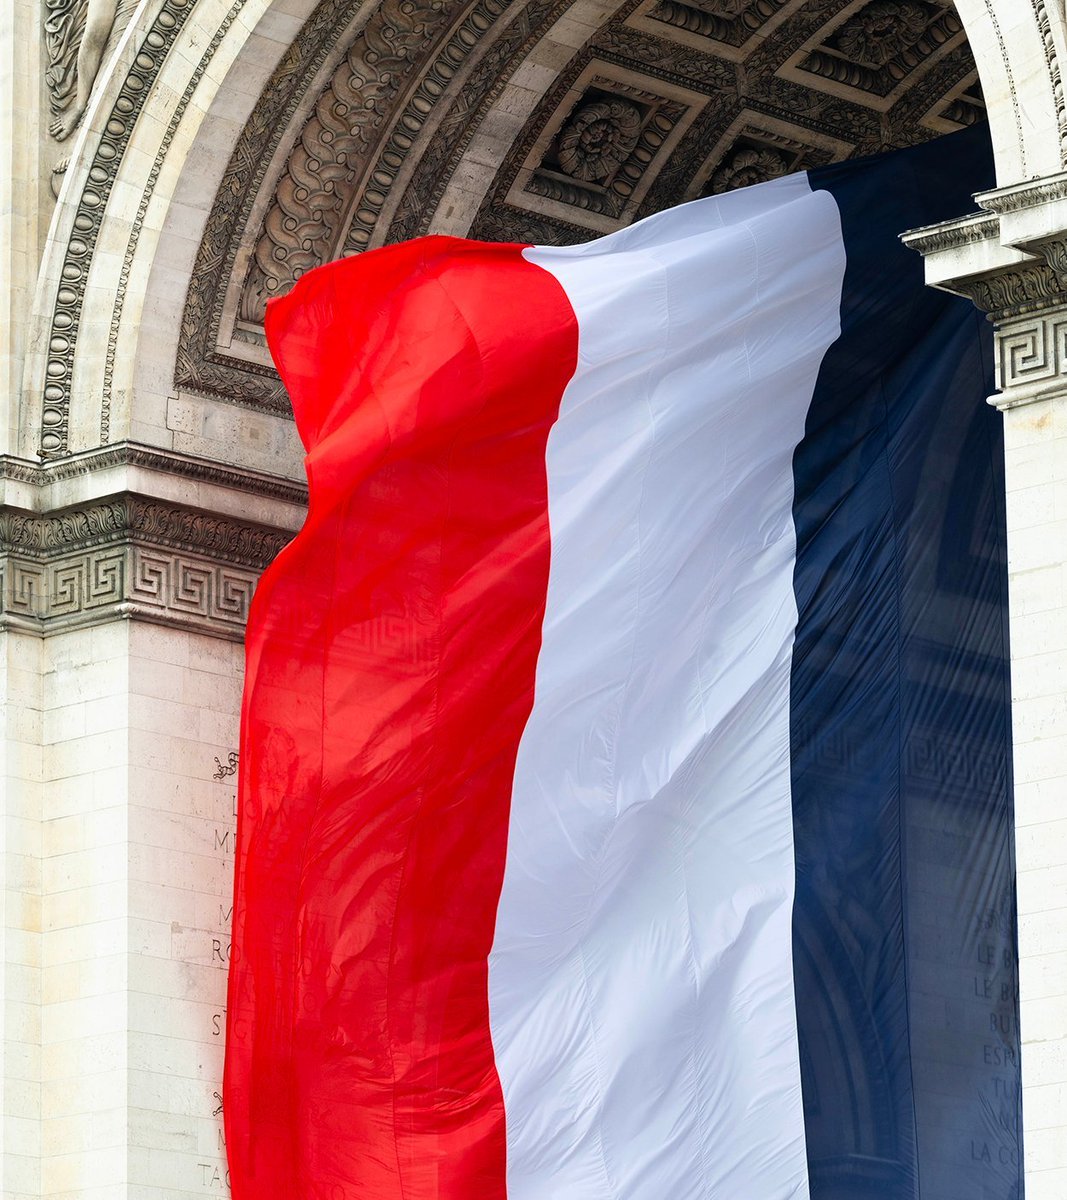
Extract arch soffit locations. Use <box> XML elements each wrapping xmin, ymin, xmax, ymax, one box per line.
<box><xmin>26</xmin><ymin>0</ymin><xmax>1067</xmax><ymax>460</ymax></box>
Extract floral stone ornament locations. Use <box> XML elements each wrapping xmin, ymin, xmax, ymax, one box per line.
<box><xmin>556</xmin><ymin>98</ymin><xmax>644</xmax><ymax>183</ymax></box>
<box><xmin>836</xmin><ymin>0</ymin><xmax>930</xmax><ymax>67</ymax></box>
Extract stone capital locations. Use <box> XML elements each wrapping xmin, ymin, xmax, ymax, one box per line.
<box><xmin>903</xmin><ymin>176</ymin><xmax>1067</xmax><ymax>411</ymax></box>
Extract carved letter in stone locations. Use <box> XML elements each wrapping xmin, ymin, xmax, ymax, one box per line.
<box><xmin>44</xmin><ymin>0</ymin><xmax>135</xmax><ymax>142</ymax></box>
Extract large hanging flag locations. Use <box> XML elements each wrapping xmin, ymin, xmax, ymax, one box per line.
<box><xmin>224</xmin><ymin>126</ymin><xmax>1021</xmax><ymax>1200</ymax></box>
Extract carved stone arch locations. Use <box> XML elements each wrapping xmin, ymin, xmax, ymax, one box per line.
<box><xmin>953</xmin><ymin>0</ymin><xmax>1067</xmax><ymax>183</ymax></box>
<box><xmin>22</xmin><ymin>0</ymin><xmax>1066</xmax><ymax>470</ymax></box>
<box><xmin>22</xmin><ymin>0</ymin><xmax>323</xmax><ymax>470</ymax></box>
<box><xmin>160</xmin><ymin>0</ymin><xmax>1026</xmax><ymax>426</ymax></box>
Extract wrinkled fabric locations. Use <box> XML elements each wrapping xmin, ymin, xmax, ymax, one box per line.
<box><xmin>225</xmin><ymin>126</ymin><xmax>1019</xmax><ymax>1200</ymax></box>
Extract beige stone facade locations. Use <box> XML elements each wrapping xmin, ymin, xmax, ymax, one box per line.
<box><xmin>1</xmin><ymin>0</ymin><xmax>1065</xmax><ymax>1195</ymax></box>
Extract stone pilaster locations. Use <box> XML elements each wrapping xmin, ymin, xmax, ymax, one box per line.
<box><xmin>905</xmin><ymin>182</ymin><xmax>1067</xmax><ymax>1200</ymax></box>
<box><xmin>0</xmin><ymin>445</ymin><xmax>304</xmax><ymax>1197</ymax></box>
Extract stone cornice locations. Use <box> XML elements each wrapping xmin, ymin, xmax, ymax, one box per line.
<box><xmin>900</xmin><ymin>213</ymin><xmax>1001</xmax><ymax>256</ymax></box>
<box><xmin>939</xmin><ymin>261</ymin><xmax>1067</xmax><ymax>321</ymax></box>
<box><xmin>976</xmin><ymin>170</ymin><xmax>1067</xmax><ymax>215</ymax></box>
<box><xmin>0</xmin><ymin>495</ymin><xmax>291</xmax><ymax>569</ymax></box>
<box><xmin>0</xmin><ymin>441</ymin><xmax>308</xmax><ymax>506</ymax></box>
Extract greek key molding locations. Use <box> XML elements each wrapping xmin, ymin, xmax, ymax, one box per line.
<box><xmin>40</xmin><ymin>0</ymin><xmax>210</xmax><ymax>460</ymax></box>
<box><xmin>0</xmin><ymin>493</ymin><xmax>292</xmax><ymax>637</ymax></box>
<box><xmin>0</xmin><ymin>547</ymin><xmax>260</xmax><ymax>637</ymax></box>
<box><xmin>994</xmin><ymin>311</ymin><xmax>1067</xmax><ymax>407</ymax></box>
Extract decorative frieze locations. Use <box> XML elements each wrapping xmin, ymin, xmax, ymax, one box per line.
<box><xmin>994</xmin><ymin>310</ymin><xmax>1067</xmax><ymax>405</ymax></box>
<box><xmin>0</xmin><ymin>494</ymin><xmax>292</xmax><ymax>638</ymax></box>
<box><xmin>946</xmin><ymin>262</ymin><xmax>1067</xmax><ymax>321</ymax></box>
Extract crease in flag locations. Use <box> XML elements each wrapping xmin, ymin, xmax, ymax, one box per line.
<box><xmin>224</xmin><ymin>123</ymin><xmax>1022</xmax><ymax>1200</ymax></box>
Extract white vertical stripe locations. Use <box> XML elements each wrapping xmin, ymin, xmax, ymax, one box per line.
<box><xmin>488</xmin><ymin>175</ymin><xmax>846</xmax><ymax>1199</ymax></box>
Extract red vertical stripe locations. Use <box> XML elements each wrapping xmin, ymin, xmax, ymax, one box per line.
<box><xmin>224</xmin><ymin>237</ymin><xmax>578</xmax><ymax>1199</ymax></box>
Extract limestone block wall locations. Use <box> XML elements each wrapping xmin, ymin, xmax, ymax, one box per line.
<box><xmin>1</xmin><ymin>630</ymin><xmax>43</xmax><ymax>1200</ymax></box>
<box><xmin>1003</xmin><ymin>394</ymin><xmax>1067</xmax><ymax>1200</ymax></box>
<box><xmin>126</xmin><ymin>623</ymin><xmax>240</xmax><ymax>1196</ymax></box>
<box><xmin>18</xmin><ymin>621</ymin><xmax>242</xmax><ymax>1198</ymax></box>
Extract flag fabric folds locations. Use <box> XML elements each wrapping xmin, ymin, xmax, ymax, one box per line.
<box><xmin>224</xmin><ymin>127</ymin><xmax>1021</xmax><ymax>1199</ymax></box>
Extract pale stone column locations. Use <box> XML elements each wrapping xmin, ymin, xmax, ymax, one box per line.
<box><xmin>0</xmin><ymin>0</ymin><xmax>44</xmax><ymax>456</ymax></box>
<box><xmin>1</xmin><ymin>628</ymin><xmax>43</xmax><ymax>1200</ymax></box>
<box><xmin>0</xmin><ymin>458</ymin><xmax>304</xmax><ymax>1197</ymax></box>
<box><xmin>906</xmin><ymin>191</ymin><xmax>1067</xmax><ymax>1200</ymax></box>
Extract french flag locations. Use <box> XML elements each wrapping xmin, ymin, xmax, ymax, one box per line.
<box><xmin>224</xmin><ymin>127</ymin><xmax>1022</xmax><ymax>1200</ymax></box>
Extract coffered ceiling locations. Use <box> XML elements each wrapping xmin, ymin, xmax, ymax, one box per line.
<box><xmin>176</xmin><ymin>0</ymin><xmax>981</xmax><ymax>410</ymax></box>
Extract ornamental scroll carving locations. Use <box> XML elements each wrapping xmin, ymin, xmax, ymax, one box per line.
<box><xmin>238</xmin><ymin>0</ymin><xmax>452</xmax><ymax>326</ymax></box>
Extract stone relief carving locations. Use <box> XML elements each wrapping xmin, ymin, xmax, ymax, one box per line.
<box><xmin>556</xmin><ymin>97</ymin><xmax>642</xmax><ymax>181</ymax></box>
<box><xmin>178</xmin><ymin>0</ymin><xmax>575</xmax><ymax>408</ymax></box>
<box><xmin>948</xmin><ymin>261</ymin><xmax>1067</xmax><ymax>319</ymax></box>
<box><xmin>796</xmin><ymin>1</ymin><xmax>963</xmax><ymax>101</ymax></box>
<box><xmin>1031</xmin><ymin>0</ymin><xmax>1067</xmax><ymax>165</ymax></box>
<box><xmin>521</xmin><ymin>76</ymin><xmax>690</xmax><ymax>223</ymax></box>
<box><xmin>835</xmin><ymin>1</ymin><xmax>929</xmax><ymax>67</ymax></box>
<box><xmin>0</xmin><ymin>495</ymin><xmax>290</xmax><ymax>636</ymax></box>
<box><xmin>709</xmin><ymin>144</ymin><xmax>789</xmax><ymax>191</ymax></box>
<box><xmin>176</xmin><ymin>0</ymin><xmax>992</xmax><ymax>414</ymax></box>
<box><xmin>0</xmin><ymin>496</ymin><xmax>290</xmax><ymax>567</ymax></box>
<box><xmin>44</xmin><ymin>0</ymin><xmax>138</xmax><ymax>140</ymax></box>
<box><xmin>239</xmin><ymin>0</ymin><xmax>453</xmax><ymax>326</ymax></box>
<box><xmin>176</xmin><ymin>0</ymin><xmax>359</xmax><ymax>411</ymax></box>
<box><xmin>39</xmin><ymin>0</ymin><xmax>206</xmax><ymax>458</ymax></box>
<box><xmin>648</xmin><ymin>0</ymin><xmax>792</xmax><ymax>50</ymax></box>
<box><xmin>378</xmin><ymin>0</ymin><xmax>581</xmax><ymax>247</ymax></box>
<box><xmin>337</xmin><ymin>0</ymin><xmax>512</xmax><ymax>258</ymax></box>
<box><xmin>101</xmin><ymin>0</ymin><xmax>245</xmax><ymax>443</ymax></box>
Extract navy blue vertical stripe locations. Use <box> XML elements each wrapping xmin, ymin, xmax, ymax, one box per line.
<box><xmin>793</xmin><ymin>128</ymin><xmax>1022</xmax><ymax>1200</ymax></box>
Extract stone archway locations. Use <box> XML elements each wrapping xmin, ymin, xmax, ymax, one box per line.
<box><xmin>3</xmin><ymin>0</ymin><xmax>1066</xmax><ymax>1196</ymax></box>
<box><xmin>22</xmin><ymin>0</ymin><xmax>1060</xmax><ymax>467</ymax></box>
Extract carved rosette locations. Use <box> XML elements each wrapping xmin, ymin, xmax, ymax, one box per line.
<box><xmin>556</xmin><ymin>99</ymin><xmax>643</xmax><ymax>182</ymax></box>
<box><xmin>836</xmin><ymin>1</ymin><xmax>929</xmax><ymax>67</ymax></box>
<box><xmin>710</xmin><ymin>146</ymin><xmax>789</xmax><ymax>192</ymax></box>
